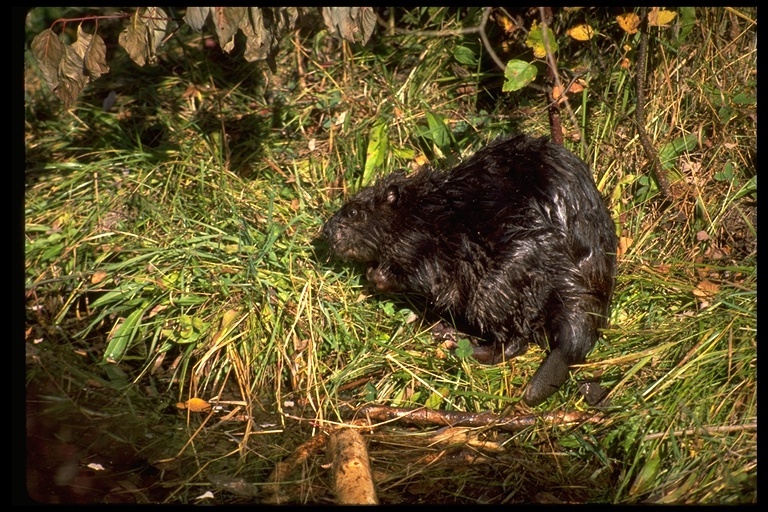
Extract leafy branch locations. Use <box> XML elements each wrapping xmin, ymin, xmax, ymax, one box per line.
<box><xmin>29</xmin><ymin>7</ymin><xmax>377</xmax><ymax>108</ymax></box>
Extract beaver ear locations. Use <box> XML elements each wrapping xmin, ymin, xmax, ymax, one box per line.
<box><xmin>384</xmin><ymin>184</ymin><xmax>400</xmax><ymax>206</ymax></box>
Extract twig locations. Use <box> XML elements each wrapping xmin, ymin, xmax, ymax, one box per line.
<box><xmin>634</xmin><ymin>7</ymin><xmax>673</xmax><ymax>200</ymax></box>
<box><xmin>478</xmin><ymin>8</ymin><xmax>507</xmax><ymax>72</ymax></box>
<box><xmin>376</xmin><ymin>8</ymin><xmax>506</xmax><ymax>72</ymax></box>
<box><xmin>538</xmin><ymin>8</ymin><xmax>586</xmax><ymax>149</ymax></box>
<box><xmin>539</xmin><ymin>7</ymin><xmax>563</xmax><ymax>145</ymax></box>
<box><xmin>353</xmin><ymin>405</ymin><xmax>603</xmax><ymax>433</ymax></box>
<box><xmin>376</xmin><ymin>12</ymin><xmax>481</xmax><ymax>37</ymax></box>
<box><xmin>643</xmin><ymin>422</ymin><xmax>757</xmax><ymax>441</ymax></box>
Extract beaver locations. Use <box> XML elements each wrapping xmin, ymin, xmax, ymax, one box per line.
<box><xmin>323</xmin><ymin>135</ymin><xmax>617</xmax><ymax>406</ymax></box>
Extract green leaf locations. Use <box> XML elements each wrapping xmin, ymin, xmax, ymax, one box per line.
<box><xmin>454</xmin><ymin>338</ymin><xmax>475</xmax><ymax>359</ymax></box>
<box><xmin>364</xmin><ymin>382</ymin><xmax>377</xmax><ymax>402</ymax></box>
<box><xmin>40</xmin><ymin>242</ymin><xmax>65</xmax><ymax>263</ymax></box>
<box><xmin>714</xmin><ymin>162</ymin><xmax>734</xmax><ymax>182</ymax></box>
<box><xmin>731</xmin><ymin>92</ymin><xmax>756</xmax><ymax>105</ymax></box>
<box><xmin>391</xmin><ymin>145</ymin><xmax>416</xmax><ymax>160</ymax></box>
<box><xmin>363</xmin><ymin>118</ymin><xmax>389</xmax><ymax>186</ymax></box>
<box><xmin>380</xmin><ymin>301</ymin><xmax>396</xmax><ymax>316</ymax></box>
<box><xmin>677</xmin><ymin>7</ymin><xmax>697</xmax><ymax>44</ymax></box>
<box><xmin>425</xmin><ymin>112</ymin><xmax>450</xmax><ymax>150</ymax></box>
<box><xmin>503</xmin><ymin>60</ymin><xmax>538</xmax><ymax>92</ymax></box>
<box><xmin>733</xmin><ymin>175</ymin><xmax>757</xmax><ymax>201</ymax></box>
<box><xmin>629</xmin><ymin>451</ymin><xmax>662</xmax><ymax>497</ymax></box>
<box><xmin>425</xmin><ymin>387</ymin><xmax>449</xmax><ymax>409</ymax></box>
<box><xmin>453</xmin><ymin>45</ymin><xmax>477</xmax><ymax>66</ymax></box>
<box><xmin>525</xmin><ymin>21</ymin><xmax>558</xmax><ymax>58</ymax></box>
<box><xmin>658</xmin><ymin>134</ymin><xmax>698</xmax><ymax>169</ymax></box>
<box><xmin>104</xmin><ymin>306</ymin><xmax>147</xmax><ymax>362</ymax></box>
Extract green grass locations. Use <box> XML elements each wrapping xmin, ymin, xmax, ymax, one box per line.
<box><xmin>24</xmin><ymin>7</ymin><xmax>755</xmax><ymax>504</ymax></box>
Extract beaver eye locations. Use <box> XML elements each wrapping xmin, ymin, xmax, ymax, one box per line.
<box><xmin>347</xmin><ymin>207</ymin><xmax>359</xmax><ymax>218</ymax></box>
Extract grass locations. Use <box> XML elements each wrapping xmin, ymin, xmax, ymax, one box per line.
<box><xmin>24</xmin><ymin>7</ymin><xmax>755</xmax><ymax>504</ymax></box>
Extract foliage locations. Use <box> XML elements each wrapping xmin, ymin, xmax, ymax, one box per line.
<box><xmin>30</xmin><ymin>7</ymin><xmax>376</xmax><ymax>108</ymax></box>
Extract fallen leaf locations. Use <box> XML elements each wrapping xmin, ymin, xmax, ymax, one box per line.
<box><xmin>91</xmin><ymin>270</ymin><xmax>108</xmax><ymax>284</ymax></box>
<box><xmin>177</xmin><ymin>397</ymin><xmax>212</xmax><ymax>412</ymax></box>
<box><xmin>692</xmin><ymin>280</ymin><xmax>719</xmax><ymax>297</ymax></box>
<box><xmin>617</xmin><ymin>13</ymin><xmax>640</xmax><ymax>34</ymax></box>
<box><xmin>567</xmin><ymin>23</ymin><xmax>595</xmax><ymax>41</ymax></box>
<box><xmin>648</xmin><ymin>8</ymin><xmax>677</xmax><ymax>27</ymax></box>
<box><xmin>553</xmin><ymin>81</ymin><xmax>585</xmax><ymax>103</ymax></box>
<box><xmin>618</xmin><ymin>236</ymin><xmax>633</xmax><ymax>257</ymax></box>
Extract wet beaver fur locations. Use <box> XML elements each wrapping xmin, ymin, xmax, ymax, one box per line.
<box><xmin>323</xmin><ymin>135</ymin><xmax>617</xmax><ymax>405</ymax></box>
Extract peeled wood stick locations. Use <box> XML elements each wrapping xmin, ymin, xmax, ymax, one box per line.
<box><xmin>329</xmin><ymin>428</ymin><xmax>379</xmax><ymax>505</ymax></box>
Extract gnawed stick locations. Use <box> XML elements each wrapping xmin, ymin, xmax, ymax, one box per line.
<box><xmin>264</xmin><ymin>406</ymin><xmax>600</xmax><ymax>502</ymax></box>
<box><xmin>328</xmin><ymin>428</ymin><xmax>379</xmax><ymax>505</ymax></box>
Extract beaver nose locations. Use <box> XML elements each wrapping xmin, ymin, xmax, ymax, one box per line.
<box><xmin>322</xmin><ymin>219</ymin><xmax>335</xmax><ymax>239</ymax></box>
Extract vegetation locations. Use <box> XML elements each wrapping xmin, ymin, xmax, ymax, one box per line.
<box><xmin>24</xmin><ymin>7</ymin><xmax>756</xmax><ymax>504</ymax></box>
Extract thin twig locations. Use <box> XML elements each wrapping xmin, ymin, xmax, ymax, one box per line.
<box><xmin>538</xmin><ymin>7</ymin><xmax>586</xmax><ymax>149</ymax></box>
<box><xmin>634</xmin><ymin>7</ymin><xmax>673</xmax><ymax>200</ymax></box>
<box><xmin>539</xmin><ymin>7</ymin><xmax>563</xmax><ymax>145</ymax></box>
<box><xmin>377</xmin><ymin>8</ymin><xmax>506</xmax><ymax>72</ymax></box>
<box><xmin>643</xmin><ymin>422</ymin><xmax>757</xmax><ymax>441</ymax></box>
<box><xmin>352</xmin><ymin>405</ymin><xmax>603</xmax><ymax>433</ymax></box>
<box><xmin>376</xmin><ymin>12</ymin><xmax>481</xmax><ymax>37</ymax></box>
<box><xmin>478</xmin><ymin>8</ymin><xmax>507</xmax><ymax>72</ymax></box>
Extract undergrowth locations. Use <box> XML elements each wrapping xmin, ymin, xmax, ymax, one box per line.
<box><xmin>24</xmin><ymin>7</ymin><xmax>755</xmax><ymax>504</ymax></box>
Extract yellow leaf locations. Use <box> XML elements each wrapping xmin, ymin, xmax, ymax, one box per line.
<box><xmin>525</xmin><ymin>20</ymin><xmax>548</xmax><ymax>59</ymax></box>
<box><xmin>648</xmin><ymin>8</ymin><xmax>677</xmax><ymax>27</ymax></box>
<box><xmin>177</xmin><ymin>397</ymin><xmax>212</xmax><ymax>412</ymax></box>
<box><xmin>617</xmin><ymin>13</ymin><xmax>640</xmax><ymax>34</ymax></box>
<box><xmin>567</xmin><ymin>24</ymin><xmax>594</xmax><ymax>41</ymax></box>
<box><xmin>414</xmin><ymin>154</ymin><xmax>429</xmax><ymax>167</ymax></box>
<box><xmin>495</xmin><ymin>12</ymin><xmax>518</xmax><ymax>35</ymax></box>
<box><xmin>91</xmin><ymin>270</ymin><xmax>108</xmax><ymax>284</ymax></box>
<box><xmin>221</xmin><ymin>309</ymin><xmax>240</xmax><ymax>329</ymax></box>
